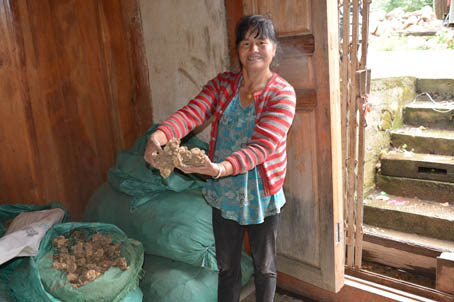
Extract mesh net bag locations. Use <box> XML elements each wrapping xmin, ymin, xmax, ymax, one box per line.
<box><xmin>8</xmin><ymin>222</ymin><xmax>144</xmax><ymax>302</ymax></box>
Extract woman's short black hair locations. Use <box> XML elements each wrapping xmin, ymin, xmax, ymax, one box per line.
<box><xmin>235</xmin><ymin>15</ymin><xmax>278</xmax><ymax>48</ymax></box>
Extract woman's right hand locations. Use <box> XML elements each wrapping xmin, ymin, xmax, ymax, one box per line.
<box><xmin>144</xmin><ymin>130</ymin><xmax>168</xmax><ymax>167</ymax></box>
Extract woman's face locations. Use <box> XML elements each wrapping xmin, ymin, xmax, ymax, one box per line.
<box><xmin>238</xmin><ymin>28</ymin><xmax>276</xmax><ymax>73</ymax></box>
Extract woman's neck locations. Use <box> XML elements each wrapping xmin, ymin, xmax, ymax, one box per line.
<box><xmin>241</xmin><ymin>68</ymin><xmax>273</xmax><ymax>93</ymax></box>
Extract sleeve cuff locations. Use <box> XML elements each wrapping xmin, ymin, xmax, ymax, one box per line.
<box><xmin>225</xmin><ymin>156</ymin><xmax>241</xmax><ymax>175</ymax></box>
<box><xmin>156</xmin><ymin>124</ymin><xmax>174</xmax><ymax>141</ymax></box>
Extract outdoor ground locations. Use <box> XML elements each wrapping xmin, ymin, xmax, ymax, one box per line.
<box><xmin>368</xmin><ymin>7</ymin><xmax>454</xmax><ymax>79</ymax></box>
<box><xmin>369</xmin><ymin>48</ymin><xmax>454</xmax><ymax>79</ymax></box>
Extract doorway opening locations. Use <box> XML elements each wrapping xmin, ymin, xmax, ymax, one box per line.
<box><xmin>348</xmin><ymin>0</ymin><xmax>454</xmax><ymax>296</ymax></box>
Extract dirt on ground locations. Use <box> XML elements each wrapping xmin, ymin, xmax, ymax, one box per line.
<box><xmin>52</xmin><ymin>230</ymin><xmax>129</xmax><ymax>288</ymax></box>
<box><xmin>152</xmin><ymin>137</ymin><xmax>207</xmax><ymax>178</ymax></box>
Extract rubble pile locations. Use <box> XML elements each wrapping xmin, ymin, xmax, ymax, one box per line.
<box><xmin>370</xmin><ymin>6</ymin><xmax>443</xmax><ymax>37</ymax></box>
<box><xmin>52</xmin><ymin>230</ymin><xmax>129</xmax><ymax>288</ymax></box>
<box><xmin>152</xmin><ymin>137</ymin><xmax>207</xmax><ymax>178</ymax></box>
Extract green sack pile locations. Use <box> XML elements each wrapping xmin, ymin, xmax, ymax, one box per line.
<box><xmin>85</xmin><ymin>183</ymin><xmax>218</xmax><ymax>271</ymax></box>
<box><xmin>140</xmin><ymin>254</ymin><xmax>253</xmax><ymax>302</ymax></box>
<box><xmin>7</xmin><ymin>222</ymin><xmax>144</xmax><ymax>302</ymax></box>
<box><xmin>85</xmin><ymin>124</ymin><xmax>218</xmax><ymax>270</ymax></box>
<box><xmin>85</xmin><ymin>124</ymin><xmax>255</xmax><ymax>301</ymax></box>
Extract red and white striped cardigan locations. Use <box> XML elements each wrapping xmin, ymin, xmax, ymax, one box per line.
<box><xmin>157</xmin><ymin>71</ymin><xmax>296</xmax><ymax>196</ymax></box>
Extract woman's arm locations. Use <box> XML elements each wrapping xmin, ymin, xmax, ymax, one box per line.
<box><xmin>177</xmin><ymin>158</ymin><xmax>234</xmax><ymax>178</ymax></box>
<box><xmin>144</xmin><ymin>73</ymin><xmax>226</xmax><ymax>166</ymax></box>
<box><xmin>155</xmin><ymin>74</ymin><xmax>225</xmax><ymax>141</ymax></box>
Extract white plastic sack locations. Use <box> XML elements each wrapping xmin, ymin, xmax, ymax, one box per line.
<box><xmin>0</xmin><ymin>208</ymin><xmax>64</xmax><ymax>265</ymax></box>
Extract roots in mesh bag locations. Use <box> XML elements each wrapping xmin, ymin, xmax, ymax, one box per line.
<box><xmin>151</xmin><ymin>137</ymin><xmax>207</xmax><ymax>178</ymax></box>
<box><xmin>52</xmin><ymin>230</ymin><xmax>129</xmax><ymax>288</ymax></box>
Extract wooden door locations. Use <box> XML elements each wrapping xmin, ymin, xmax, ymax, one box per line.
<box><xmin>0</xmin><ymin>0</ymin><xmax>152</xmax><ymax>220</ymax></box>
<box><xmin>226</xmin><ymin>0</ymin><xmax>344</xmax><ymax>292</ymax></box>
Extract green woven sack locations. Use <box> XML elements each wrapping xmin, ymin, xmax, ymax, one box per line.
<box><xmin>140</xmin><ymin>254</ymin><xmax>253</xmax><ymax>302</ymax></box>
<box><xmin>8</xmin><ymin>222</ymin><xmax>144</xmax><ymax>302</ymax></box>
<box><xmin>85</xmin><ymin>183</ymin><xmax>218</xmax><ymax>271</ymax></box>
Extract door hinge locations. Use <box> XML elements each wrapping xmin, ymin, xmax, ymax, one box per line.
<box><xmin>355</xmin><ymin>69</ymin><xmax>371</xmax><ymax>97</ymax></box>
<box><xmin>336</xmin><ymin>222</ymin><xmax>342</xmax><ymax>243</ymax></box>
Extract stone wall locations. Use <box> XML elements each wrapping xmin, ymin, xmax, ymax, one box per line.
<box><xmin>139</xmin><ymin>0</ymin><xmax>229</xmax><ymax>141</ymax></box>
<box><xmin>364</xmin><ymin>77</ymin><xmax>417</xmax><ymax>195</ymax></box>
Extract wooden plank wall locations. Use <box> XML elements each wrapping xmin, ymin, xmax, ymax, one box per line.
<box><xmin>0</xmin><ymin>0</ymin><xmax>152</xmax><ymax>220</ymax></box>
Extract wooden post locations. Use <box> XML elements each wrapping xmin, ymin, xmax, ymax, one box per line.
<box><xmin>360</xmin><ymin>0</ymin><xmax>370</xmax><ymax>69</ymax></box>
<box><xmin>353</xmin><ymin>0</ymin><xmax>371</xmax><ymax>269</ymax></box>
<box><xmin>340</xmin><ymin>0</ymin><xmax>351</xmax><ymax>245</ymax></box>
<box><xmin>354</xmin><ymin>71</ymin><xmax>366</xmax><ymax>268</ymax></box>
<box><xmin>346</xmin><ymin>0</ymin><xmax>360</xmax><ymax>268</ymax></box>
<box><xmin>342</xmin><ymin>0</ymin><xmax>370</xmax><ymax>269</ymax></box>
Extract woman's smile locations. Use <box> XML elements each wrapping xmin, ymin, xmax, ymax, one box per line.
<box><xmin>238</xmin><ymin>28</ymin><xmax>276</xmax><ymax>72</ymax></box>
<box><xmin>247</xmin><ymin>56</ymin><xmax>262</xmax><ymax>61</ymax></box>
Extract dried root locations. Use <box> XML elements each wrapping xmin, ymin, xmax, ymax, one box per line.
<box><xmin>151</xmin><ymin>138</ymin><xmax>207</xmax><ymax>178</ymax></box>
<box><xmin>51</xmin><ymin>231</ymin><xmax>129</xmax><ymax>288</ymax></box>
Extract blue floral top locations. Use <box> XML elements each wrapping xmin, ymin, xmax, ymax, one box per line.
<box><xmin>203</xmin><ymin>80</ymin><xmax>286</xmax><ymax>225</ymax></box>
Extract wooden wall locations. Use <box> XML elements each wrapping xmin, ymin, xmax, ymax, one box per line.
<box><xmin>0</xmin><ymin>0</ymin><xmax>152</xmax><ymax>220</ymax></box>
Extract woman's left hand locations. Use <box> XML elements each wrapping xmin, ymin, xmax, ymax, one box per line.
<box><xmin>177</xmin><ymin>155</ymin><xmax>220</xmax><ymax>177</ymax></box>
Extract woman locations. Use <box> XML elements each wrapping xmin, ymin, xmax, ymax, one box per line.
<box><xmin>144</xmin><ymin>15</ymin><xmax>296</xmax><ymax>302</ymax></box>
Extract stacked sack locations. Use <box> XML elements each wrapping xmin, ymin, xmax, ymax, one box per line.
<box><xmin>84</xmin><ymin>124</ymin><xmax>254</xmax><ymax>302</ymax></box>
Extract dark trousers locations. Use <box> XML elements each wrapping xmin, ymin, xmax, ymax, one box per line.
<box><xmin>212</xmin><ymin>207</ymin><xmax>279</xmax><ymax>302</ymax></box>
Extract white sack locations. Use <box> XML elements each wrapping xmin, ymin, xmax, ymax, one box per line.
<box><xmin>0</xmin><ymin>208</ymin><xmax>65</xmax><ymax>265</ymax></box>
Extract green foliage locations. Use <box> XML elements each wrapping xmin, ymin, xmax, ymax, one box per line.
<box><xmin>431</xmin><ymin>28</ymin><xmax>454</xmax><ymax>49</ymax></box>
<box><xmin>372</xmin><ymin>0</ymin><xmax>433</xmax><ymax>12</ymax></box>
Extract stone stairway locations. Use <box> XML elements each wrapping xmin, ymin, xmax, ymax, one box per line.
<box><xmin>363</xmin><ymin>79</ymin><xmax>454</xmax><ymax>279</ymax></box>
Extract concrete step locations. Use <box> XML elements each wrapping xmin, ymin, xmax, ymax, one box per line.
<box><xmin>416</xmin><ymin>79</ymin><xmax>454</xmax><ymax>97</ymax></box>
<box><xmin>377</xmin><ymin>174</ymin><xmax>454</xmax><ymax>204</ymax></box>
<box><xmin>363</xmin><ymin>192</ymin><xmax>454</xmax><ymax>242</ymax></box>
<box><xmin>403</xmin><ymin>100</ymin><xmax>454</xmax><ymax>130</ymax></box>
<box><xmin>362</xmin><ymin>224</ymin><xmax>454</xmax><ymax>278</ymax></box>
<box><xmin>391</xmin><ymin>126</ymin><xmax>454</xmax><ymax>156</ymax></box>
<box><xmin>380</xmin><ymin>151</ymin><xmax>454</xmax><ymax>183</ymax></box>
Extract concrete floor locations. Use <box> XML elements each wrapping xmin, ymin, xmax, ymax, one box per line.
<box><xmin>240</xmin><ymin>279</ymin><xmax>309</xmax><ymax>302</ymax></box>
<box><xmin>241</xmin><ymin>292</ymin><xmax>308</xmax><ymax>302</ymax></box>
